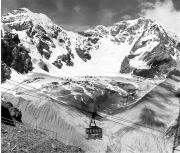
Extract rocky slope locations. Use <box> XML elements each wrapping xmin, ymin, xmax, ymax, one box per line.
<box><xmin>1</xmin><ymin>122</ymin><xmax>83</xmax><ymax>153</ymax></box>
<box><xmin>1</xmin><ymin>8</ymin><xmax>180</xmax><ymax>81</ymax></box>
<box><xmin>1</xmin><ymin>97</ymin><xmax>22</xmax><ymax>125</ymax></box>
<box><xmin>1</xmin><ymin>31</ymin><xmax>33</xmax><ymax>83</ymax></box>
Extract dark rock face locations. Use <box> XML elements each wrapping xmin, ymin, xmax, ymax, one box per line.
<box><xmin>11</xmin><ymin>45</ymin><xmax>33</xmax><ymax>73</ymax></box>
<box><xmin>53</xmin><ymin>52</ymin><xmax>74</xmax><ymax>69</ymax></box>
<box><xmin>1</xmin><ymin>99</ymin><xmax>22</xmax><ymax>124</ymax></box>
<box><xmin>27</xmin><ymin>23</ymin><xmax>56</xmax><ymax>50</ymax></box>
<box><xmin>78</xmin><ymin>31</ymin><xmax>93</xmax><ymax>37</ymax></box>
<box><xmin>35</xmin><ymin>25</ymin><xmax>47</xmax><ymax>34</ymax></box>
<box><xmin>95</xmin><ymin>25</ymin><xmax>109</xmax><ymax>36</ymax></box>
<box><xmin>132</xmin><ymin>55</ymin><xmax>176</xmax><ymax>78</ymax></box>
<box><xmin>75</xmin><ymin>35</ymin><xmax>99</xmax><ymax>62</ymax></box>
<box><xmin>110</xmin><ymin>22</ymin><xmax>127</xmax><ymax>36</ymax></box>
<box><xmin>133</xmin><ymin>68</ymin><xmax>159</xmax><ymax>78</ymax></box>
<box><xmin>78</xmin><ymin>29</ymin><xmax>103</xmax><ymax>38</ymax></box>
<box><xmin>49</xmin><ymin>25</ymin><xmax>62</xmax><ymax>38</ymax></box>
<box><xmin>1</xmin><ymin>32</ymin><xmax>33</xmax><ymax>82</ymax></box>
<box><xmin>52</xmin><ymin>28</ymin><xmax>61</xmax><ymax>39</ymax></box>
<box><xmin>60</xmin><ymin>53</ymin><xmax>74</xmax><ymax>66</ymax></box>
<box><xmin>76</xmin><ymin>48</ymin><xmax>91</xmax><ymax>62</ymax></box>
<box><xmin>120</xmin><ymin>56</ymin><xmax>133</xmax><ymax>73</ymax></box>
<box><xmin>131</xmin><ymin>33</ymin><xmax>146</xmax><ymax>53</ymax></box>
<box><xmin>38</xmin><ymin>60</ymin><xmax>49</xmax><ymax>72</ymax></box>
<box><xmin>119</xmin><ymin>20</ymin><xmax>178</xmax><ymax>78</ymax></box>
<box><xmin>87</xmin><ymin>37</ymin><xmax>99</xmax><ymax>44</ymax></box>
<box><xmin>176</xmin><ymin>42</ymin><xmax>180</xmax><ymax>50</ymax></box>
<box><xmin>133</xmin><ymin>58</ymin><xmax>176</xmax><ymax>78</ymax></box>
<box><xmin>1</xmin><ymin>105</ymin><xmax>14</xmax><ymax>126</ymax></box>
<box><xmin>7</xmin><ymin>21</ymin><xmax>33</xmax><ymax>31</ymax></box>
<box><xmin>1</xmin><ymin>62</ymin><xmax>11</xmax><ymax>83</ymax></box>
<box><xmin>2</xmin><ymin>8</ymin><xmax>33</xmax><ymax>31</ymax></box>
<box><xmin>144</xmin><ymin>44</ymin><xmax>177</xmax><ymax>77</ymax></box>
<box><xmin>59</xmin><ymin>38</ymin><xmax>65</xmax><ymax>43</ymax></box>
<box><xmin>37</xmin><ymin>40</ymin><xmax>52</xmax><ymax>59</ymax></box>
<box><xmin>132</xmin><ymin>56</ymin><xmax>176</xmax><ymax>79</ymax></box>
<box><xmin>110</xmin><ymin>19</ymin><xmax>150</xmax><ymax>46</ymax></box>
<box><xmin>52</xmin><ymin>59</ymin><xmax>63</xmax><ymax>69</ymax></box>
<box><xmin>26</xmin><ymin>27</ymin><xmax>36</xmax><ymax>38</ymax></box>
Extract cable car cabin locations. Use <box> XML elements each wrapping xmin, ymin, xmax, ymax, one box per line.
<box><xmin>85</xmin><ymin>111</ymin><xmax>103</xmax><ymax>140</ymax></box>
<box><xmin>85</xmin><ymin>126</ymin><xmax>102</xmax><ymax>140</ymax></box>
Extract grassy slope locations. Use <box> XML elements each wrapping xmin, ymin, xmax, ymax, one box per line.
<box><xmin>1</xmin><ymin>121</ymin><xmax>84</xmax><ymax>153</ymax></box>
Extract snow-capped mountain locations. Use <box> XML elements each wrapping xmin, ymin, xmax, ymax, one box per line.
<box><xmin>1</xmin><ymin>8</ymin><xmax>180</xmax><ymax>80</ymax></box>
<box><xmin>1</xmin><ymin>8</ymin><xmax>180</xmax><ymax>153</ymax></box>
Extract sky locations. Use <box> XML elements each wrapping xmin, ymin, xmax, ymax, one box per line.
<box><xmin>1</xmin><ymin>0</ymin><xmax>180</xmax><ymax>35</ymax></box>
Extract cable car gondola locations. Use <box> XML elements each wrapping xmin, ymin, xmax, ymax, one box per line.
<box><xmin>54</xmin><ymin>95</ymin><xmax>104</xmax><ymax>140</ymax></box>
<box><xmin>85</xmin><ymin>111</ymin><xmax>103</xmax><ymax>140</ymax></box>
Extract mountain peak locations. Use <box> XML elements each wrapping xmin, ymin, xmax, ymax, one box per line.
<box><xmin>1</xmin><ymin>8</ymin><xmax>179</xmax><ymax>78</ymax></box>
<box><xmin>15</xmin><ymin>7</ymin><xmax>31</xmax><ymax>13</ymax></box>
<box><xmin>2</xmin><ymin>8</ymin><xmax>53</xmax><ymax>31</ymax></box>
<box><xmin>2</xmin><ymin>7</ymin><xmax>31</xmax><ymax>17</ymax></box>
<box><xmin>19</xmin><ymin>7</ymin><xmax>31</xmax><ymax>12</ymax></box>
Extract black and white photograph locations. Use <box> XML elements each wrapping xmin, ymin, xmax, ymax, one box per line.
<box><xmin>1</xmin><ymin>0</ymin><xmax>180</xmax><ymax>152</ymax></box>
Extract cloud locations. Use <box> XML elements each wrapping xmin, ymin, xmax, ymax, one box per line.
<box><xmin>74</xmin><ymin>6</ymin><xmax>81</xmax><ymax>14</ymax></box>
<box><xmin>1</xmin><ymin>0</ymin><xmax>143</xmax><ymax>31</ymax></box>
<box><xmin>61</xmin><ymin>23</ymin><xmax>91</xmax><ymax>32</ymax></box>
<box><xmin>2</xmin><ymin>0</ymin><xmax>179</xmax><ymax>32</ymax></box>
<box><xmin>121</xmin><ymin>15</ymin><xmax>132</xmax><ymax>20</ymax></box>
<box><xmin>140</xmin><ymin>0</ymin><xmax>180</xmax><ymax>38</ymax></box>
<box><xmin>1</xmin><ymin>0</ymin><xmax>59</xmax><ymax>16</ymax></box>
<box><xmin>99</xmin><ymin>9</ymin><xmax>117</xmax><ymax>25</ymax></box>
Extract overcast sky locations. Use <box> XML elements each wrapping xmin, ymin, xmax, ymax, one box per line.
<box><xmin>1</xmin><ymin>0</ymin><xmax>180</xmax><ymax>35</ymax></box>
